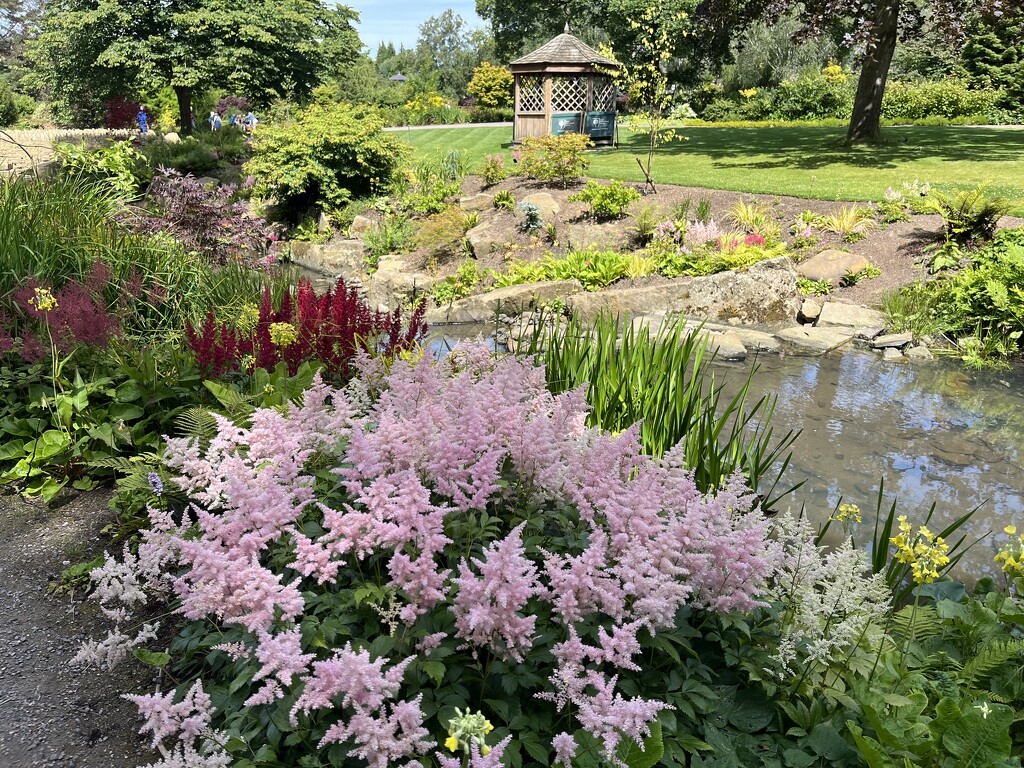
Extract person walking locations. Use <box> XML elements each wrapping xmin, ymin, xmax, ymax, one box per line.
<box><xmin>208</xmin><ymin>111</ymin><xmax>222</xmax><ymax>131</ymax></box>
<box><xmin>136</xmin><ymin>106</ymin><xmax>149</xmax><ymax>135</ymax></box>
<box><xmin>243</xmin><ymin>111</ymin><xmax>258</xmax><ymax>132</ymax></box>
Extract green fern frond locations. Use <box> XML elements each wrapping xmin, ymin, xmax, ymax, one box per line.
<box><xmin>891</xmin><ymin>605</ymin><xmax>944</xmax><ymax>643</ymax></box>
<box><xmin>175</xmin><ymin>406</ymin><xmax>218</xmax><ymax>439</ymax></box>
<box><xmin>959</xmin><ymin>639</ymin><xmax>1024</xmax><ymax>688</ymax></box>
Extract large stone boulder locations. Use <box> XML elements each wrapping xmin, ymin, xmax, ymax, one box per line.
<box><xmin>569</xmin><ymin>257</ymin><xmax>800</xmax><ymax>324</ymax></box>
<box><xmin>426</xmin><ymin>280</ymin><xmax>583</xmax><ymax>324</ymax></box>
<box><xmin>349</xmin><ymin>214</ymin><xmax>376</xmax><ymax>237</ymax></box>
<box><xmin>290</xmin><ymin>240</ymin><xmax>369</xmax><ymax>280</ymax></box>
<box><xmin>466</xmin><ymin>213</ymin><xmax>512</xmax><ymax>258</ymax></box>
<box><xmin>518</xmin><ymin>192</ymin><xmax>560</xmax><ymax>221</ymax></box>
<box><xmin>163</xmin><ymin>132</ymin><xmax>181</xmax><ymax>144</ymax></box>
<box><xmin>458</xmin><ymin>193</ymin><xmax>496</xmax><ymax>212</ymax></box>
<box><xmin>797</xmin><ymin>249</ymin><xmax>871</xmax><ymax>284</ymax></box>
<box><xmin>564</xmin><ymin>221</ymin><xmax>631</xmax><ymax>252</ymax></box>
<box><xmin>816</xmin><ymin>301</ymin><xmax>887</xmax><ymax>330</ymax></box>
<box><xmin>365</xmin><ymin>254</ymin><xmax>439</xmax><ymax>311</ymax></box>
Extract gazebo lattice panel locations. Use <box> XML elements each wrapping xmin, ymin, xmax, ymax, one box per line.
<box><xmin>551</xmin><ymin>76</ymin><xmax>587</xmax><ymax>112</ymax></box>
<box><xmin>592</xmin><ymin>77</ymin><xmax>617</xmax><ymax>111</ymax></box>
<box><xmin>518</xmin><ymin>76</ymin><xmax>544</xmax><ymax>112</ymax></box>
<box><xmin>510</xmin><ymin>28</ymin><xmax>620</xmax><ymax>144</ymax></box>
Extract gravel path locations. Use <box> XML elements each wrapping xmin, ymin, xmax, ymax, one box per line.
<box><xmin>0</xmin><ymin>491</ymin><xmax>151</xmax><ymax>768</ymax></box>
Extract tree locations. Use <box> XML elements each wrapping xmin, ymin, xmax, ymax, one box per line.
<box><xmin>31</xmin><ymin>0</ymin><xmax>360</xmax><ymax>132</ymax></box>
<box><xmin>962</xmin><ymin>3</ymin><xmax>1023</xmax><ymax>115</ymax></box>
<box><xmin>466</xmin><ymin>62</ymin><xmax>513</xmax><ymax>108</ymax></box>
<box><xmin>415</xmin><ymin>10</ymin><xmax>494</xmax><ymax>99</ymax></box>
<box><xmin>607</xmin><ymin>4</ymin><xmax>686</xmax><ymax>192</ymax></box>
<box><xmin>742</xmin><ymin>0</ymin><xmax>1007</xmax><ymax>142</ymax></box>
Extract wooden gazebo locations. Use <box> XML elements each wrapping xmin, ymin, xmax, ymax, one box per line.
<box><xmin>510</xmin><ymin>25</ymin><xmax>620</xmax><ymax>145</ymax></box>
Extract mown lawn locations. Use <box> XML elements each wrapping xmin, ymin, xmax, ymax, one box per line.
<box><xmin>401</xmin><ymin>124</ymin><xmax>1024</xmax><ymax>214</ymax></box>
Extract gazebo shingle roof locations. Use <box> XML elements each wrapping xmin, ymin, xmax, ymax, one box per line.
<box><xmin>510</xmin><ymin>30</ymin><xmax>618</xmax><ymax>68</ymax></box>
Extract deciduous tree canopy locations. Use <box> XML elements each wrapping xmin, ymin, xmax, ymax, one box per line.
<box><xmin>31</xmin><ymin>0</ymin><xmax>360</xmax><ymax>131</ymax></box>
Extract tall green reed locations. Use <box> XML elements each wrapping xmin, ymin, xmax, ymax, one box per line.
<box><xmin>516</xmin><ymin>312</ymin><xmax>800</xmax><ymax>505</ymax></box>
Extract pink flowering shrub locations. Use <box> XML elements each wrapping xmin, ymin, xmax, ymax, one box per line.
<box><xmin>79</xmin><ymin>346</ymin><xmax>780</xmax><ymax>767</ymax></box>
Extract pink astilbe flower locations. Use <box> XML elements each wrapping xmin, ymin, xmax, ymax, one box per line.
<box><xmin>552</xmin><ymin>732</ymin><xmax>577</xmax><ymax>767</ymax></box>
<box><xmin>124</xmin><ymin>682</ymin><xmax>215</xmax><ymax>750</ymax></box>
<box><xmin>244</xmin><ymin>629</ymin><xmax>315</xmax><ymax>707</ymax></box>
<box><xmin>292</xmin><ymin>644</ymin><xmax>429</xmax><ymax>768</ymax></box>
<box><xmin>437</xmin><ymin>735</ymin><xmax>513</xmax><ymax>768</ymax></box>
<box><xmin>451</xmin><ymin>523</ymin><xmax>540</xmax><ymax>661</ymax></box>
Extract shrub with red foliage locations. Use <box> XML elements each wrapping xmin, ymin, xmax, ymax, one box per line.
<box><xmin>104</xmin><ymin>96</ymin><xmax>142</xmax><ymax>129</ymax></box>
<box><xmin>215</xmin><ymin>95</ymin><xmax>250</xmax><ymax>117</ymax></box>
<box><xmin>130</xmin><ymin>170</ymin><xmax>279</xmax><ymax>266</ymax></box>
<box><xmin>185</xmin><ymin>278</ymin><xmax>427</xmax><ymax>380</ymax></box>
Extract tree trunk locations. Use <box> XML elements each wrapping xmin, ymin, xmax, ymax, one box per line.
<box><xmin>174</xmin><ymin>85</ymin><xmax>193</xmax><ymax>136</ymax></box>
<box><xmin>846</xmin><ymin>0</ymin><xmax>900</xmax><ymax>143</ymax></box>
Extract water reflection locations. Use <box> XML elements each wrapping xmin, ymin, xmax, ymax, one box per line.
<box><xmin>728</xmin><ymin>348</ymin><xmax>1024</xmax><ymax>583</ymax></box>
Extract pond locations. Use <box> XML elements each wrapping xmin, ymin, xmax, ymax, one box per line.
<box><xmin>431</xmin><ymin>325</ymin><xmax>1023</xmax><ymax>584</ymax></box>
<box><xmin>727</xmin><ymin>347</ymin><xmax>1024</xmax><ymax>585</ymax></box>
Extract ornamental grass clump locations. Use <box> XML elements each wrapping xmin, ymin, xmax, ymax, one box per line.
<box><xmin>78</xmin><ymin>347</ymin><xmax>781</xmax><ymax>768</ymax></box>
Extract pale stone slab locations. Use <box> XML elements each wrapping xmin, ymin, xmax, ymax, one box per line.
<box><xmin>775</xmin><ymin>326</ymin><xmax>855</xmax><ymax>355</ymax></box>
<box><xmin>426</xmin><ymin>280</ymin><xmax>583</xmax><ymax>323</ymax></box>
<box><xmin>816</xmin><ymin>302</ymin><xmax>886</xmax><ymax>329</ymax></box>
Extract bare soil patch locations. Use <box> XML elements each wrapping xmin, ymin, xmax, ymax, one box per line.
<box><xmin>450</xmin><ymin>175</ymin><xmax>1023</xmax><ymax>307</ymax></box>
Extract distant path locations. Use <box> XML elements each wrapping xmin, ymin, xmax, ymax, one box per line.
<box><xmin>384</xmin><ymin>122</ymin><xmax>512</xmax><ymax>132</ymax></box>
<box><xmin>0</xmin><ymin>129</ymin><xmax>133</xmax><ymax>175</ymax></box>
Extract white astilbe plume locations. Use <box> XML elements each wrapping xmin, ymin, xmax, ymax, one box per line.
<box><xmin>766</xmin><ymin>512</ymin><xmax>892</xmax><ymax>681</ymax></box>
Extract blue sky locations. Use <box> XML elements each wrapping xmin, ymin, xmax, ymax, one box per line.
<box><xmin>349</xmin><ymin>0</ymin><xmax>486</xmax><ymax>52</ymax></box>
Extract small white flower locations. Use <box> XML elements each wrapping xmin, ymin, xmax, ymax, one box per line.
<box><xmin>976</xmin><ymin>702</ymin><xmax>992</xmax><ymax>719</ymax></box>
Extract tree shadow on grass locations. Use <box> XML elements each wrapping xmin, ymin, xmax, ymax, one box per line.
<box><xmin>616</xmin><ymin>126</ymin><xmax>1024</xmax><ymax>171</ymax></box>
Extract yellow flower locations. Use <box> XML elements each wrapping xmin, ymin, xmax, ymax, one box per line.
<box><xmin>890</xmin><ymin>517</ymin><xmax>951</xmax><ymax>584</ymax></box>
<box><xmin>268</xmin><ymin>322</ymin><xmax>299</xmax><ymax>348</ymax></box>
<box><xmin>738</xmin><ymin>88</ymin><xmax>758</xmax><ymax>99</ymax></box>
<box><xmin>236</xmin><ymin>303</ymin><xmax>260</xmax><ymax>333</ymax></box>
<box><xmin>481</xmin><ymin>745</ymin><xmax>491</xmax><ymax>756</ymax></box>
<box><xmin>445</xmin><ymin>736</ymin><xmax>459</xmax><ymax>752</ymax></box>
<box><xmin>28</xmin><ymin>287</ymin><xmax>59</xmax><ymax>312</ymax></box>
<box><xmin>834</xmin><ymin>503</ymin><xmax>862</xmax><ymax>525</ymax></box>
<box><xmin>484</xmin><ymin>720</ymin><xmax>494</xmax><ymax>734</ymax></box>
<box><xmin>1005</xmin><ymin>525</ymin><xmax>1017</xmax><ymax>535</ymax></box>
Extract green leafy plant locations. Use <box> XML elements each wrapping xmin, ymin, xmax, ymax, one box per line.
<box><xmin>842</xmin><ymin>263</ymin><xmax>881</xmax><ymax>286</ymax></box>
<box><xmin>364</xmin><ymin>213</ymin><xmax>415</xmax><ymax>270</ymax></box>
<box><xmin>568</xmin><ymin>179</ymin><xmax>641</xmax><ymax>220</ymax></box>
<box><xmin>517</xmin><ymin>201</ymin><xmax>543</xmax><ymax>232</ymax></box>
<box><xmin>466</xmin><ymin>61</ymin><xmax>514</xmax><ymax>108</ymax></box>
<box><xmin>628</xmin><ymin>203</ymin><xmax>660</xmax><ymax>246</ymax></box>
<box><xmin>493</xmin><ymin>189</ymin><xmax>516</xmax><ymax>211</ymax></box>
<box><xmin>516</xmin><ymin>312</ymin><xmax>799</xmax><ymax>500</ymax></box>
<box><xmin>798</xmin><ymin>277</ymin><xmax>835</xmax><ymax>295</ymax></box>
<box><xmin>431</xmin><ymin>259</ymin><xmax>484</xmax><ymax>306</ymax></box>
<box><xmin>481</xmin><ymin>153</ymin><xmax>509</xmax><ymax>186</ymax></box>
<box><xmin>402</xmin><ymin>151</ymin><xmax>468</xmax><ymax>215</ymax></box>
<box><xmin>927</xmin><ymin>183</ymin><xmax>1012</xmax><ymax>244</ymax></box>
<box><xmin>515</xmin><ymin>133</ymin><xmax>592</xmax><ymax>187</ymax></box>
<box><xmin>52</xmin><ymin>140</ymin><xmax>151</xmax><ymax>197</ymax></box>
<box><xmin>695</xmin><ymin>195</ymin><xmax>713</xmax><ymax>224</ymax></box>
<box><xmin>728</xmin><ymin>199</ymin><xmax>781</xmax><ymax>242</ymax></box>
<box><xmin>245</xmin><ymin>101</ymin><xmax>407</xmax><ymax>220</ymax></box>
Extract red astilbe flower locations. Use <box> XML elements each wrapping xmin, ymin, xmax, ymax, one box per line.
<box><xmin>184</xmin><ymin>278</ymin><xmax>427</xmax><ymax>380</ymax></box>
